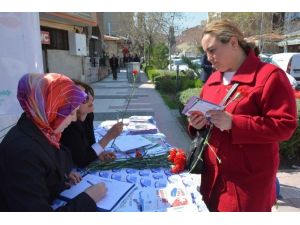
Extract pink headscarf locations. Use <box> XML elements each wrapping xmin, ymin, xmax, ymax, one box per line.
<box><xmin>17</xmin><ymin>73</ymin><xmax>87</xmax><ymax>149</ymax></box>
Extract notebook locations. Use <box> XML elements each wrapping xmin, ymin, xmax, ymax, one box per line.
<box><xmin>59</xmin><ymin>174</ymin><xmax>136</xmax><ymax>212</ymax></box>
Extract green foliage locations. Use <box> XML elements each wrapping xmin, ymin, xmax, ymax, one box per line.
<box><xmin>280</xmin><ymin>114</ymin><xmax>300</xmax><ymax>161</ymax></box>
<box><xmin>159</xmin><ymin>91</ymin><xmax>178</xmax><ymax>109</ymax></box>
<box><xmin>181</xmin><ymin>56</ymin><xmax>200</xmax><ymax>77</ymax></box>
<box><xmin>178</xmin><ymin>88</ymin><xmax>202</xmax><ymax>105</ymax></box>
<box><xmin>147</xmin><ymin>69</ymin><xmax>160</xmax><ymax>82</ymax></box>
<box><xmin>144</xmin><ymin>65</ymin><xmax>154</xmax><ymax>75</ymax></box>
<box><xmin>154</xmin><ymin>75</ymin><xmax>177</xmax><ymax>93</ymax></box>
<box><xmin>150</xmin><ymin>43</ymin><xmax>169</xmax><ymax>69</ymax></box>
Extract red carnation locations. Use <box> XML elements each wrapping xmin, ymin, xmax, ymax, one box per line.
<box><xmin>132</xmin><ymin>69</ymin><xmax>139</xmax><ymax>76</ymax></box>
<box><xmin>135</xmin><ymin>150</ymin><xmax>142</xmax><ymax>158</ymax></box>
<box><xmin>168</xmin><ymin>148</ymin><xmax>177</xmax><ymax>162</ymax></box>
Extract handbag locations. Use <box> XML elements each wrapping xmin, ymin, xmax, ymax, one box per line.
<box><xmin>186</xmin><ymin>125</ymin><xmax>212</xmax><ymax>174</ymax></box>
<box><xmin>186</xmin><ymin>83</ymin><xmax>239</xmax><ymax>174</ymax></box>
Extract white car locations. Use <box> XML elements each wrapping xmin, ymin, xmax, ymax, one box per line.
<box><xmin>168</xmin><ymin>59</ymin><xmax>189</xmax><ymax>72</ymax></box>
<box><xmin>270</xmin><ymin>53</ymin><xmax>300</xmax><ymax>88</ymax></box>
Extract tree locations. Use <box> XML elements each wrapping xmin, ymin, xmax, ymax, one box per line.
<box><xmin>151</xmin><ymin>43</ymin><xmax>169</xmax><ymax>69</ymax></box>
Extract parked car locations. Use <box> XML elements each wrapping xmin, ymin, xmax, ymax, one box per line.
<box><xmin>259</xmin><ymin>53</ymin><xmax>298</xmax><ymax>89</ymax></box>
<box><xmin>270</xmin><ymin>53</ymin><xmax>300</xmax><ymax>82</ymax></box>
<box><xmin>168</xmin><ymin>59</ymin><xmax>189</xmax><ymax>72</ymax></box>
<box><xmin>259</xmin><ymin>53</ymin><xmax>272</xmax><ymax>63</ymax></box>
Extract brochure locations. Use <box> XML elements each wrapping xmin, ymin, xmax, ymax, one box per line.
<box><xmin>182</xmin><ymin>96</ymin><xmax>223</xmax><ymax>116</ymax></box>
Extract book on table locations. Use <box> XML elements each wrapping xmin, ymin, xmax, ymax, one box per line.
<box><xmin>59</xmin><ymin>174</ymin><xmax>136</xmax><ymax>212</ymax></box>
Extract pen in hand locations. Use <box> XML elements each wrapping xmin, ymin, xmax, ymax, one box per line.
<box><xmin>87</xmin><ymin>180</ymin><xmax>95</xmax><ymax>186</ymax></box>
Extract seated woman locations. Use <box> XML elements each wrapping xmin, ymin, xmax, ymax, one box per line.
<box><xmin>61</xmin><ymin>80</ymin><xmax>123</xmax><ymax>167</ymax></box>
<box><xmin>0</xmin><ymin>73</ymin><xmax>106</xmax><ymax>211</ymax></box>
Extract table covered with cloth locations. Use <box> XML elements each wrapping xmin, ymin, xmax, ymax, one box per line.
<box><xmin>52</xmin><ymin>116</ymin><xmax>208</xmax><ymax>212</ymax></box>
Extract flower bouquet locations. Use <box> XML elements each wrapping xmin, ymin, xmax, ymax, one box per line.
<box><xmin>86</xmin><ymin>147</ymin><xmax>187</xmax><ymax>174</ymax></box>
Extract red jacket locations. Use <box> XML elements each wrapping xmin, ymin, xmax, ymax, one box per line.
<box><xmin>189</xmin><ymin>51</ymin><xmax>297</xmax><ymax>211</ymax></box>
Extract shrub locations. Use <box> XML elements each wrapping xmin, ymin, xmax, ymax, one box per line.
<box><xmin>144</xmin><ymin>65</ymin><xmax>153</xmax><ymax>74</ymax></box>
<box><xmin>280</xmin><ymin>114</ymin><xmax>300</xmax><ymax>161</ymax></box>
<box><xmin>154</xmin><ymin>75</ymin><xmax>177</xmax><ymax>93</ymax></box>
<box><xmin>147</xmin><ymin>69</ymin><xmax>160</xmax><ymax>82</ymax></box>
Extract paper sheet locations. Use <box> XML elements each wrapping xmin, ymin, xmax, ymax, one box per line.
<box><xmin>60</xmin><ymin>174</ymin><xmax>135</xmax><ymax>211</ymax></box>
<box><xmin>110</xmin><ymin>135</ymin><xmax>152</xmax><ymax>152</ymax></box>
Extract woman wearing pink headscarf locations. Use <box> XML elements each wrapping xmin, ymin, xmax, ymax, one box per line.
<box><xmin>0</xmin><ymin>73</ymin><xmax>106</xmax><ymax>211</ymax></box>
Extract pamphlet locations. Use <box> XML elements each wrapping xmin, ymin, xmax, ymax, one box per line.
<box><xmin>182</xmin><ymin>96</ymin><xmax>223</xmax><ymax>116</ymax></box>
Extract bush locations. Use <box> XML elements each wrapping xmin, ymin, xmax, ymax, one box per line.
<box><xmin>154</xmin><ymin>75</ymin><xmax>177</xmax><ymax>93</ymax></box>
<box><xmin>144</xmin><ymin>65</ymin><xmax>154</xmax><ymax>76</ymax></box>
<box><xmin>147</xmin><ymin>69</ymin><xmax>160</xmax><ymax>82</ymax></box>
<box><xmin>279</xmin><ymin>99</ymin><xmax>300</xmax><ymax>161</ymax></box>
<box><xmin>280</xmin><ymin>114</ymin><xmax>300</xmax><ymax>161</ymax></box>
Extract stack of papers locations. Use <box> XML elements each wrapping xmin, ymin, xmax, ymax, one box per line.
<box><xmin>127</xmin><ymin>122</ymin><xmax>158</xmax><ymax>135</ymax></box>
<box><xmin>59</xmin><ymin>174</ymin><xmax>136</xmax><ymax>212</ymax></box>
<box><xmin>110</xmin><ymin>135</ymin><xmax>153</xmax><ymax>152</ymax></box>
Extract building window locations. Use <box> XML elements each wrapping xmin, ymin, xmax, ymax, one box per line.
<box><xmin>41</xmin><ymin>26</ymin><xmax>69</xmax><ymax>50</ymax></box>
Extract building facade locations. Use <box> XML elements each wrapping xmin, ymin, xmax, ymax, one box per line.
<box><xmin>39</xmin><ymin>12</ymin><xmax>109</xmax><ymax>83</ymax></box>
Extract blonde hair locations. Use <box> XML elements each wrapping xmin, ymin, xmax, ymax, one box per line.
<box><xmin>202</xmin><ymin>19</ymin><xmax>259</xmax><ymax>55</ymax></box>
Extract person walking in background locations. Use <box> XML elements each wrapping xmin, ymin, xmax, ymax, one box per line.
<box><xmin>61</xmin><ymin>80</ymin><xmax>123</xmax><ymax>168</ymax></box>
<box><xmin>200</xmin><ymin>53</ymin><xmax>214</xmax><ymax>83</ymax></box>
<box><xmin>188</xmin><ymin>20</ymin><xmax>297</xmax><ymax>211</ymax></box>
<box><xmin>0</xmin><ymin>73</ymin><xmax>107</xmax><ymax>211</ymax></box>
<box><xmin>133</xmin><ymin>53</ymin><xmax>140</xmax><ymax>63</ymax></box>
<box><xmin>109</xmin><ymin>54</ymin><xmax>119</xmax><ymax>80</ymax></box>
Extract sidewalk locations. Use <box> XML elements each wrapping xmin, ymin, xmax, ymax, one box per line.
<box><xmin>90</xmin><ymin>69</ymin><xmax>300</xmax><ymax>212</ymax></box>
<box><xmin>90</xmin><ymin>69</ymin><xmax>191</xmax><ymax>151</ymax></box>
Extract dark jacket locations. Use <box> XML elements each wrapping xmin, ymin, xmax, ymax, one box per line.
<box><xmin>200</xmin><ymin>54</ymin><xmax>213</xmax><ymax>83</ymax></box>
<box><xmin>109</xmin><ymin>56</ymin><xmax>119</xmax><ymax>69</ymax></box>
<box><xmin>0</xmin><ymin>113</ymin><xmax>96</xmax><ymax>211</ymax></box>
<box><xmin>61</xmin><ymin>113</ymin><xmax>97</xmax><ymax>168</ymax></box>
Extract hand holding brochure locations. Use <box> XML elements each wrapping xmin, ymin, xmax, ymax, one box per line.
<box><xmin>59</xmin><ymin>174</ymin><xmax>135</xmax><ymax>211</ymax></box>
<box><xmin>182</xmin><ymin>96</ymin><xmax>223</xmax><ymax>116</ymax></box>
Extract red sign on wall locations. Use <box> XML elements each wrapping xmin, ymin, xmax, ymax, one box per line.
<box><xmin>41</xmin><ymin>31</ymin><xmax>50</xmax><ymax>45</ymax></box>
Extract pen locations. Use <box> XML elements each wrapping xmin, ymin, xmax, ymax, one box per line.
<box><xmin>87</xmin><ymin>180</ymin><xmax>95</xmax><ymax>185</ymax></box>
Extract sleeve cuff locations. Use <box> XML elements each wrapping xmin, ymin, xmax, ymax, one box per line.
<box><xmin>91</xmin><ymin>142</ymin><xmax>105</xmax><ymax>156</ymax></box>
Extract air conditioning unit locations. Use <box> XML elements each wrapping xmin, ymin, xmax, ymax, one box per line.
<box><xmin>68</xmin><ymin>32</ymin><xmax>87</xmax><ymax>56</ymax></box>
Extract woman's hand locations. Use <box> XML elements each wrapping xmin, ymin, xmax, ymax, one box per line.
<box><xmin>65</xmin><ymin>171</ymin><xmax>82</xmax><ymax>188</ymax></box>
<box><xmin>106</xmin><ymin>122</ymin><xmax>123</xmax><ymax>139</ymax></box>
<box><xmin>188</xmin><ymin>111</ymin><xmax>207</xmax><ymax>130</ymax></box>
<box><xmin>99</xmin><ymin>151</ymin><xmax>116</xmax><ymax>161</ymax></box>
<box><xmin>207</xmin><ymin>110</ymin><xmax>232</xmax><ymax>131</ymax></box>
<box><xmin>98</xmin><ymin>122</ymin><xmax>123</xmax><ymax>148</ymax></box>
<box><xmin>84</xmin><ymin>182</ymin><xmax>107</xmax><ymax>203</ymax></box>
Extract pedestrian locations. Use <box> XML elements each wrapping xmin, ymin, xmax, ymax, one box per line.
<box><xmin>188</xmin><ymin>20</ymin><xmax>297</xmax><ymax>212</ymax></box>
<box><xmin>133</xmin><ymin>53</ymin><xmax>140</xmax><ymax>63</ymax></box>
<box><xmin>61</xmin><ymin>80</ymin><xmax>123</xmax><ymax>168</ymax></box>
<box><xmin>200</xmin><ymin>53</ymin><xmax>214</xmax><ymax>83</ymax></box>
<box><xmin>0</xmin><ymin>73</ymin><xmax>107</xmax><ymax>211</ymax></box>
<box><xmin>109</xmin><ymin>54</ymin><xmax>119</xmax><ymax>80</ymax></box>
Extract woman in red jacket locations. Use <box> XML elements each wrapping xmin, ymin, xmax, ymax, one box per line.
<box><xmin>189</xmin><ymin>20</ymin><xmax>298</xmax><ymax>211</ymax></box>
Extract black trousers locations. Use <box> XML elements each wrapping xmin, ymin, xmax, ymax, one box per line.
<box><xmin>112</xmin><ymin>68</ymin><xmax>118</xmax><ymax>80</ymax></box>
